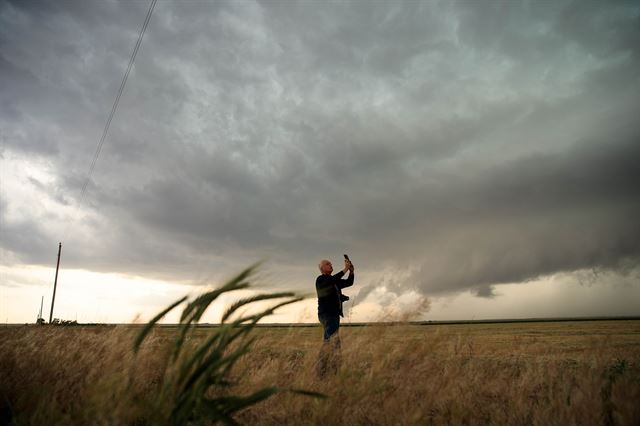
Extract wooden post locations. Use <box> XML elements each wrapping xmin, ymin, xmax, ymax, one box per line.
<box><xmin>38</xmin><ymin>296</ymin><xmax>43</xmax><ymax>321</ymax></box>
<box><xmin>49</xmin><ymin>243</ymin><xmax>62</xmax><ymax>324</ymax></box>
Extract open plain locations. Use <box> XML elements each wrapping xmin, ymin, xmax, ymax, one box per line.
<box><xmin>1</xmin><ymin>320</ymin><xmax>639</xmax><ymax>425</ymax></box>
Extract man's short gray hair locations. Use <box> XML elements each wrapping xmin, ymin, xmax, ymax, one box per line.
<box><xmin>318</xmin><ymin>259</ymin><xmax>329</xmax><ymax>271</ymax></box>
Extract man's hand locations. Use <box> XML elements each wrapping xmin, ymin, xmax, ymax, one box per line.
<box><xmin>342</xmin><ymin>259</ymin><xmax>350</xmax><ymax>274</ymax></box>
<box><xmin>344</xmin><ymin>259</ymin><xmax>353</xmax><ymax>273</ymax></box>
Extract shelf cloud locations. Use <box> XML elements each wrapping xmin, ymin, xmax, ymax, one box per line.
<box><xmin>1</xmin><ymin>0</ymin><xmax>639</xmax><ymax>305</ymax></box>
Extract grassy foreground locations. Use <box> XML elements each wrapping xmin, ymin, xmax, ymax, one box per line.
<box><xmin>1</xmin><ymin>320</ymin><xmax>639</xmax><ymax>425</ymax></box>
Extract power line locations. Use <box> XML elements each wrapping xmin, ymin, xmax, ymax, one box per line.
<box><xmin>50</xmin><ymin>0</ymin><xmax>157</xmax><ymax>324</ymax></box>
<box><xmin>65</xmin><ymin>0</ymin><xmax>157</xmax><ymax>239</ymax></box>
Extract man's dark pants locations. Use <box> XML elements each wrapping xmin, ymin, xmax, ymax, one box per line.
<box><xmin>316</xmin><ymin>314</ymin><xmax>341</xmax><ymax>376</ymax></box>
<box><xmin>319</xmin><ymin>314</ymin><xmax>340</xmax><ymax>341</ymax></box>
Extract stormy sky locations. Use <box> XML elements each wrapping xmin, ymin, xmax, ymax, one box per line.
<box><xmin>1</xmin><ymin>0</ymin><xmax>639</xmax><ymax>322</ymax></box>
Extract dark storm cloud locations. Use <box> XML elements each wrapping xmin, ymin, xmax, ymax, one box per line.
<box><xmin>356</xmin><ymin>129</ymin><xmax>640</xmax><ymax>295</ymax></box>
<box><xmin>475</xmin><ymin>286</ymin><xmax>496</xmax><ymax>299</ymax></box>
<box><xmin>1</xmin><ymin>0</ymin><xmax>639</xmax><ymax>297</ymax></box>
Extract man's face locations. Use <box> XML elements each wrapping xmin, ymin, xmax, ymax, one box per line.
<box><xmin>319</xmin><ymin>260</ymin><xmax>333</xmax><ymax>274</ymax></box>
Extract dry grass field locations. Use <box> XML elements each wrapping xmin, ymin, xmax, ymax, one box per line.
<box><xmin>1</xmin><ymin>320</ymin><xmax>639</xmax><ymax>425</ymax></box>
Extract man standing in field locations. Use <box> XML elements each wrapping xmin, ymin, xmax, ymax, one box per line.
<box><xmin>315</xmin><ymin>257</ymin><xmax>354</xmax><ymax>376</ymax></box>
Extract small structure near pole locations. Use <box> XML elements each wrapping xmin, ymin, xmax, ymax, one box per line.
<box><xmin>49</xmin><ymin>242</ymin><xmax>62</xmax><ymax>324</ymax></box>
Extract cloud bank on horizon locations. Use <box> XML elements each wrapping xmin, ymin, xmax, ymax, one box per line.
<box><xmin>1</xmin><ymin>0</ymin><xmax>639</xmax><ymax>306</ymax></box>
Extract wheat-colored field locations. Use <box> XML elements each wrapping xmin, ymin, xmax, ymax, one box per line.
<box><xmin>1</xmin><ymin>320</ymin><xmax>639</xmax><ymax>425</ymax></box>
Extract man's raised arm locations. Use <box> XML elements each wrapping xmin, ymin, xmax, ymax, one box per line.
<box><xmin>332</xmin><ymin>258</ymin><xmax>350</xmax><ymax>278</ymax></box>
<box><xmin>338</xmin><ymin>265</ymin><xmax>354</xmax><ymax>289</ymax></box>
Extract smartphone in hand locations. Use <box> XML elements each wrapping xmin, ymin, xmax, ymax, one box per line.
<box><xmin>344</xmin><ymin>254</ymin><xmax>353</xmax><ymax>271</ymax></box>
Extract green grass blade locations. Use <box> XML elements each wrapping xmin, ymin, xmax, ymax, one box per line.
<box><xmin>135</xmin><ymin>262</ymin><xmax>318</xmax><ymax>426</ymax></box>
<box><xmin>179</xmin><ymin>337</ymin><xmax>256</xmax><ymax>394</ymax></box>
<box><xmin>221</xmin><ymin>292</ymin><xmax>295</xmax><ymax>324</ymax></box>
<box><xmin>133</xmin><ymin>295</ymin><xmax>187</xmax><ymax>353</ymax></box>
<box><xmin>224</xmin><ymin>296</ymin><xmax>305</xmax><ymax>330</ymax></box>
<box><xmin>180</xmin><ymin>281</ymin><xmax>250</xmax><ymax>324</ymax></box>
<box><xmin>172</xmin><ymin>280</ymin><xmax>250</xmax><ymax>360</ymax></box>
<box><xmin>283</xmin><ymin>388</ymin><xmax>328</xmax><ymax>399</ymax></box>
<box><xmin>209</xmin><ymin>387</ymin><xmax>279</xmax><ymax>415</ymax></box>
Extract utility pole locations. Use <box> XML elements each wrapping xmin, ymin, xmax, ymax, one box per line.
<box><xmin>37</xmin><ymin>296</ymin><xmax>43</xmax><ymax>322</ymax></box>
<box><xmin>49</xmin><ymin>242</ymin><xmax>62</xmax><ymax>324</ymax></box>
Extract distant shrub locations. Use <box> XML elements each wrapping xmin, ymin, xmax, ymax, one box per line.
<box><xmin>50</xmin><ymin>318</ymin><xmax>79</xmax><ymax>326</ymax></box>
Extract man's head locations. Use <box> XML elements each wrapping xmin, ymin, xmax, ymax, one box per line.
<box><xmin>318</xmin><ymin>259</ymin><xmax>333</xmax><ymax>275</ymax></box>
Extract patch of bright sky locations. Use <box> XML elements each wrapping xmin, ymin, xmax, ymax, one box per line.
<box><xmin>425</xmin><ymin>270</ymin><xmax>640</xmax><ymax>321</ymax></box>
<box><xmin>0</xmin><ymin>265</ymin><xmax>197</xmax><ymax>324</ymax></box>
<box><xmin>1</xmin><ymin>265</ymin><xmax>637</xmax><ymax>324</ymax></box>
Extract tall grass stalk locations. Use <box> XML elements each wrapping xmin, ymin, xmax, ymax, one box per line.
<box><xmin>132</xmin><ymin>262</ymin><xmax>323</xmax><ymax>425</ymax></box>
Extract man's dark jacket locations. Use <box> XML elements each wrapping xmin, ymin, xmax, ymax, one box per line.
<box><xmin>316</xmin><ymin>270</ymin><xmax>354</xmax><ymax>318</ymax></box>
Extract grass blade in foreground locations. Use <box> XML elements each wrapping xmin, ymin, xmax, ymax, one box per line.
<box><xmin>133</xmin><ymin>264</ymin><xmax>324</xmax><ymax>425</ymax></box>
